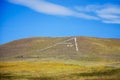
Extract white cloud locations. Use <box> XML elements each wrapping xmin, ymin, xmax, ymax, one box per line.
<box><xmin>75</xmin><ymin>13</ymin><xmax>99</xmax><ymax>20</ymax></box>
<box><xmin>76</xmin><ymin>4</ymin><xmax>120</xmax><ymax>24</ymax></box>
<box><xmin>8</xmin><ymin>0</ymin><xmax>74</xmax><ymax>16</ymax></box>
<box><xmin>7</xmin><ymin>0</ymin><xmax>120</xmax><ymax>24</ymax></box>
<box><xmin>96</xmin><ymin>6</ymin><xmax>120</xmax><ymax>14</ymax></box>
<box><xmin>8</xmin><ymin>0</ymin><xmax>98</xmax><ymax>20</ymax></box>
<box><xmin>102</xmin><ymin>19</ymin><xmax>120</xmax><ymax>24</ymax></box>
<box><xmin>96</xmin><ymin>6</ymin><xmax>120</xmax><ymax>24</ymax></box>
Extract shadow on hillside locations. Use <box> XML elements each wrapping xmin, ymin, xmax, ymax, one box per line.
<box><xmin>0</xmin><ymin>72</ymin><xmax>56</xmax><ymax>80</ymax></box>
<box><xmin>0</xmin><ymin>73</ymin><xmax>31</xmax><ymax>80</ymax></box>
<box><xmin>0</xmin><ymin>73</ymin><xmax>13</xmax><ymax>80</ymax></box>
<box><xmin>29</xmin><ymin>77</ymin><xmax>56</xmax><ymax>80</ymax></box>
<box><xmin>72</xmin><ymin>68</ymin><xmax>120</xmax><ymax>77</ymax></box>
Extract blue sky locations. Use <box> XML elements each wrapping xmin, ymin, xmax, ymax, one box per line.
<box><xmin>1</xmin><ymin>0</ymin><xmax>120</xmax><ymax>44</ymax></box>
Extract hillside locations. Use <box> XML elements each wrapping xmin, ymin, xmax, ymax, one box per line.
<box><xmin>0</xmin><ymin>36</ymin><xmax>120</xmax><ymax>61</ymax></box>
<box><xmin>1</xmin><ymin>36</ymin><xmax>120</xmax><ymax>80</ymax></box>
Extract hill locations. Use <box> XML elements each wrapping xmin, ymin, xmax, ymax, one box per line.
<box><xmin>0</xmin><ymin>36</ymin><xmax>120</xmax><ymax>80</ymax></box>
<box><xmin>0</xmin><ymin>36</ymin><xmax>120</xmax><ymax>62</ymax></box>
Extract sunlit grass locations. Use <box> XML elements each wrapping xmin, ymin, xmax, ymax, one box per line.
<box><xmin>0</xmin><ymin>61</ymin><xmax>120</xmax><ymax>80</ymax></box>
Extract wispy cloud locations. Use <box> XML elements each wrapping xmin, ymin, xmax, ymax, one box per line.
<box><xmin>76</xmin><ymin>4</ymin><xmax>120</xmax><ymax>24</ymax></box>
<box><xmin>8</xmin><ymin>0</ymin><xmax>98</xmax><ymax>20</ymax></box>
<box><xmin>8</xmin><ymin>0</ymin><xmax>74</xmax><ymax>16</ymax></box>
<box><xmin>8</xmin><ymin>0</ymin><xmax>120</xmax><ymax>24</ymax></box>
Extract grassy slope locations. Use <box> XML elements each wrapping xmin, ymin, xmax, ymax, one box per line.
<box><xmin>0</xmin><ymin>61</ymin><xmax>120</xmax><ymax>80</ymax></box>
<box><xmin>0</xmin><ymin>36</ymin><xmax>120</xmax><ymax>61</ymax></box>
<box><xmin>0</xmin><ymin>36</ymin><xmax>120</xmax><ymax>80</ymax></box>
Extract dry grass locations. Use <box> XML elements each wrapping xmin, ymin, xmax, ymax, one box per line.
<box><xmin>0</xmin><ymin>61</ymin><xmax>120</xmax><ymax>80</ymax></box>
<box><xmin>0</xmin><ymin>37</ymin><xmax>120</xmax><ymax>80</ymax></box>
